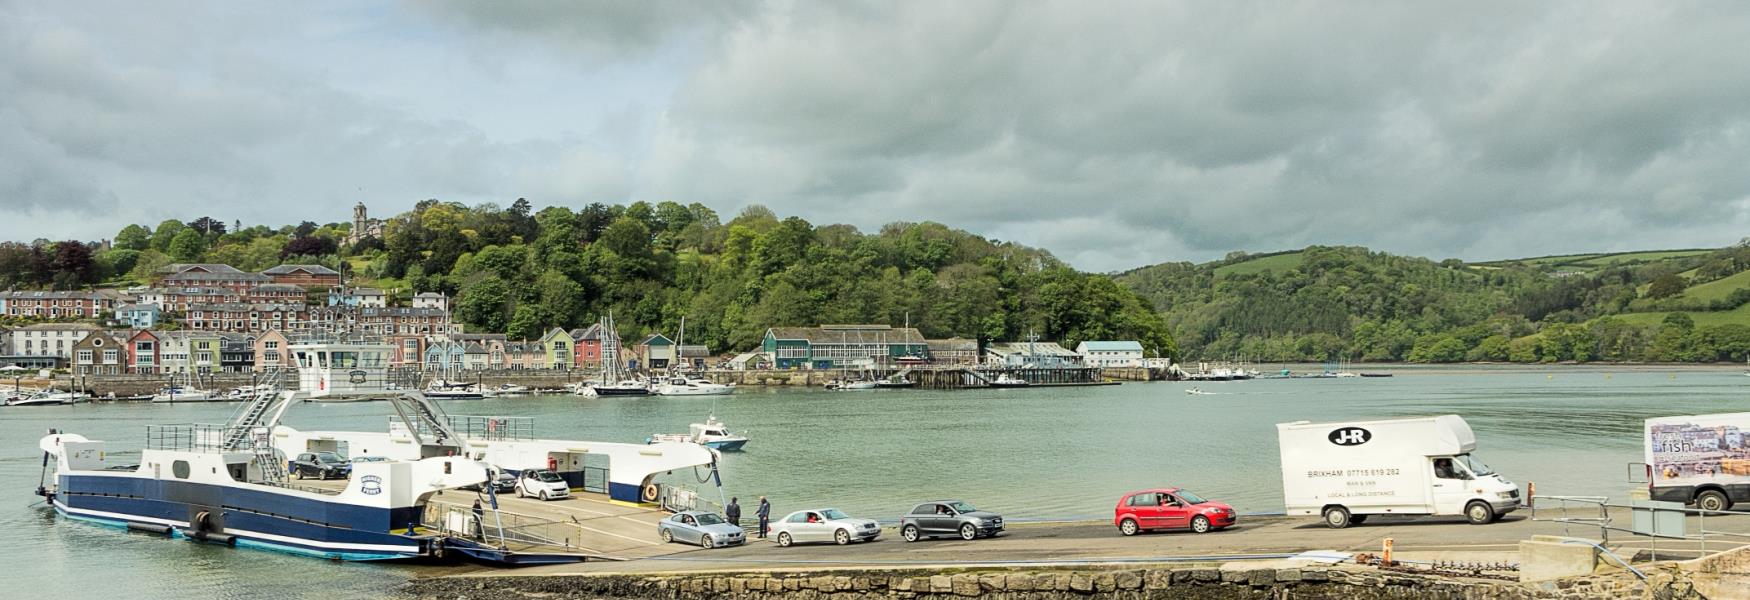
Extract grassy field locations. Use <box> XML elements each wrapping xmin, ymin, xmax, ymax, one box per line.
<box><xmin>1674</xmin><ymin>269</ymin><xmax>1750</xmax><ymax>303</ymax></box>
<box><xmin>1213</xmin><ymin>252</ymin><xmax>1305</xmax><ymax>277</ymax></box>
<box><xmin>1479</xmin><ymin>249</ymin><xmax>1710</xmax><ymax>272</ymax></box>
<box><xmin>1601</xmin><ymin>303</ymin><xmax>1750</xmax><ymax>328</ymax></box>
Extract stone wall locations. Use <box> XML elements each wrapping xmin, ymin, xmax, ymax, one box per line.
<box><xmin>401</xmin><ymin>565</ymin><xmax>1692</xmax><ymax>600</ymax></box>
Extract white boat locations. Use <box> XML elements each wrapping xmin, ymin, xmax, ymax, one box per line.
<box><xmin>9</xmin><ymin>391</ymin><xmax>86</xmax><ymax>406</ymax></box>
<box><xmin>224</xmin><ymin>385</ymin><xmax>278</xmax><ymax>400</ymax></box>
<box><xmin>482</xmin><ymin>384</ymin><xmax>532</xmax><ymax>397</ymax></box>
<box><xmin>652</xmin><ymin>377</ymin><xmax>734</xmax><ymax>396</ymax></box>
<box><xmin>1185</xmin><ymin>387</ymin><xmax>1215</xmax><ymax>396</ymax></box>
<box><xmin>989</xmin><ymin>374</ymin><xmax>1030</xmax><ymax>388</ymax></box>
<box><xmin>839</xmin><ymin>379</ymin><xmax>878</xmax><ymax>390</ymax></box>
<box><xmin>150</xmin><ymin>386</ymin><xmax>221</xmax><ymax>403</ymax></box>
<box><xmin>648</xmin><ymin>416</ymin><xmax>748</xmax><ymax>451</ymax></box>
<box><xmin>425</xmin><ymin>379</ymin><xmax>484</xmax><ymax>399</ymax></box>
<box><xmin>584</xmin><ymin>313</ymin><xmax>649</xmax><ymax>397</ymax></box>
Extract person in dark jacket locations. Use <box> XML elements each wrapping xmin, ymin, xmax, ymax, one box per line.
<box><xmin>725</xmin><ymin>497</ymin><xmax>742</xmax><ymax>527</ymax></box>
<box><xmin>756</xmin><ymin>496</ymin><xmax>771</xmax><ymax>539</ymax></box>
<box><xmin>471</xmin><ymin>499</ymin><xmax>485</xmax><ymax>539</ymax></box>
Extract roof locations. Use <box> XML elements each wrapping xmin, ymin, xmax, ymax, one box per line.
<box><xmin>985</xmin><ymin>341</ymin><xmax>1080</xmax><ymax>357</ymax></box>
<box><xmin>927</xmin><ymin>338</ymin><xmax>978</xmax><ymax>351</ymax></box>
<box><xmin>160</xmin><ymin>263</ymin><xmax>246</xmax><ymax>275</ymax></box>
<box><xmin>352</xmin><ymin>287</ymin><xmax>385</xmax><ymax>295</ymax></box>
<box><xmin>254</xmin><ymin>284</ymin><xmax>305</xmax><ymax>292</ymax></box>
<box><xmin>17</xmin><ymin>323</ymin><xmax>101</xmax><ymax>331</ymax></box>
<box><xmin>1078</xmin><ymin>340</ymin><xmax>1143</xmax><ymax>352</ymax></box>
<box><xmin>727</xmin><ymin>352</ymin><xmax>768</xmax><ymax>365</ymax></box>
<box><xmin>678</xmin><ymin>344</ymin><xmax>711</xmax><ymax>357</ymax></box>
<box><xmin>1</xmin><ymin>290</ymin><xmax>103</xmax><ymax>299</ymax></box>
<box><xmin>414</xmin><ymin>292</ymin><xmax>445</xmax><ymax>298</ymax></box>
<box><xmin>262</xmin><ymin>264</ymin><xmax>340</xmax><ymax>276</ymax></box>
<box><xmin>115</xmin><ymin>303</ymin><xmax>160</xmax><ymax>313</ymax></box>
<box><xmin>570</xmin><ymin>323</ymin><xmax>604</xmax><ymax>341</ymax></box>
<box><xmin>162</xmin><ymin>271</ymin><xmax>270</xmax><ymax>282</ymax></box>
<box><xmin>641</xmin><ymin>333</ymin><xmax>675</xmax><ymax>346</ymax></box>
<box><xmin>765</xmin><ymin>325</ymin><xmax>925</xmax><ymax>345</ymax></box>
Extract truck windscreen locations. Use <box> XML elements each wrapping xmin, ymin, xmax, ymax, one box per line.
<box><xmin>1456</xmin><ymin>453</ymin><xmax>1494</xmax><ymax>476</ymax></box>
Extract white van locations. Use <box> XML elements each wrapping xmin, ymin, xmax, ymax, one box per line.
<box><xmin>1645</xmin><ymin>412</ymin><xmax>1750</xmax><ymax>512</ymax></box>
<box><xmin>1277</xmin><ymin>415</ymin><xmax>1520</xmax><ymax>528</ymax></box>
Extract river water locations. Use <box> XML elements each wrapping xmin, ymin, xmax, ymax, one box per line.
<box><xmin>4</xmin><ymin>366</ymin><xmax>1746</xmax><ymax>598</ymax></box>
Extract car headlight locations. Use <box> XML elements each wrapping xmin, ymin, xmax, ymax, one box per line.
<box><xmin>1497</xmin><ymin>492</ymin><xmax>1516</xmax><ymax>500</ymax></box>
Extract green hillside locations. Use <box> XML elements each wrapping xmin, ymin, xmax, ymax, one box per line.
<box><xmin>1117</xmin><ymin>243</ymin><xmax>1750</xmax><ymax>363</ymax></box>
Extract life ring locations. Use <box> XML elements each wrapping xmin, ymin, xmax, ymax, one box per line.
<box><xmin>641</xmin><ymin>482</ymin><xmax>660</xmax><ymax>503</ymax></box>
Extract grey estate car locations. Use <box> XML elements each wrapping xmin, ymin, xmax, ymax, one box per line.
<box><xmin>899</xmin><ymin>500</ymin><xmax>1004</xmax><ymax>541</ymax></box>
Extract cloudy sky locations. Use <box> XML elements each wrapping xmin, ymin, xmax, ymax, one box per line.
<box><xmin>5</xmin><ymin>1</ymin><xmax>1750</xmax><ymax>271</ymax></box>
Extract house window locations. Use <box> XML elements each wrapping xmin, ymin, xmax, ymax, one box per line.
<box><xmin>103</xmin><ymin>349</ymin><xmax>119</xmax><ymax>363</ymax></box>
<box><xmin>76</xmin><ymin>350</ymin><xmax>93</xmax><ymax>363</ymax></box>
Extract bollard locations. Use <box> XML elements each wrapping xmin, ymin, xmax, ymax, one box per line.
<box><xmin>1526</xmin><ymin>481</ymin><xmax>1535</xmax><ymax>509</ymax></box>
<box><xmin>1383</xmin><ymin>538</ymin><xmax>1394</xmax><ymax>565</ymax></box>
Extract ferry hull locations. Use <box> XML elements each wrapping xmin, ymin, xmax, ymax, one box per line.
<box><xmin>53</xmin><ymin>474</ymin><xmax>426</xmax><ymax>562</ymax></box>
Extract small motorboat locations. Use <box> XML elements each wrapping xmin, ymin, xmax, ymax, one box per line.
<box><xmin>989</xmin><ymin>374</ymin><xmax>1030</xmax><ymax>388</ymax></box>
<box><xmin>224</xmin><ymin>384</ymin><xmax>278</xmax><ymax>400</ymax></box>
<box><xmin>1184</xmin><ymin>387</ymin><xmax>1215</xmax><ymax>396</ymax></box>
<box><xmin>424</xmin><ymin>379</ymin><xmax>484</xmax><ymax>400</ymax></box>
<box><xmin>9</xmin><ymin>391</ymin><xmax>86</xmax><ymax>406</ymax></box>
<box><xmin>652</xmin><ymin>377</ymin><xmax>734</xmax><ymax>396</ymax></box>
<box><xmin>482</xmin><ymin>384</ymin><xmax>532</xmax><ymax>397</ymax></box>
<box><xmin>648</xmin><ymin>415</ymin><xmax>748</xmax><ymax>451</ymax></box>
<box><xmin>839</xmin><ymin>379</ymin><xmax>878</xmax><ymax>390</ymax></box>
<box><xmin>150</xmin><ymin>386</ymin><xmax>220</xmax><ymax>403</ymax></box>
<box><xmin>874</xmin><ymin>374</ymin><xmax>917</xmax><ymax>389</ymax></box>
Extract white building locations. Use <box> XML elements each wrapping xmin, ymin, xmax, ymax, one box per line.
<box><xmin>10</xmin><ymin>323</ymin><xmax>100</xmax><ymax>360</ymax></box>
<box><xmin>413</xmin><ymin>292</ymin><xmax>448</xmax><ymax>311</ymax></box>
<box><xmin>1075</xmin><ymin>340</ymin><xmax>1145</xmax><ymax>368</ymax></box>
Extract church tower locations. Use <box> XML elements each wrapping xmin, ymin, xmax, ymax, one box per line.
<box><xmin>353</xmin><ymin>202</ymin><xmax>367</xmax><ymax>234</ymax></box>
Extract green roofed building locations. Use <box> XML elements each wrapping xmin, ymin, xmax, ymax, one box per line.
<box><xmin>762</xmin><ymin>325</ymin><xmax>928</xmax><ymax>369</ymax></box>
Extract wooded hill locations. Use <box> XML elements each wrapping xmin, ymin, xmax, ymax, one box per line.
<box><xmin>1114</xmin><ymin>245</ymin><xmax>1750</xmax><ymax>363</ymax></box>
<box><xmin>3</xmin><ymin>201</ymin><xmax>1174</xmax><ymax>357</ymax></box>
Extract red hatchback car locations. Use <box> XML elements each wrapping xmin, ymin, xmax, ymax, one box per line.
<box><xmin>1113</xmin><ymin>488</ymin><xmax>1237</xmax><ymax>535</ymax></box>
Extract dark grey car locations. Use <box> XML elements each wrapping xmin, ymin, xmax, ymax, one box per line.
<box><xmin>899</xmin><ymin>500</ymin><xmax>1004</xmax><ymax>541</ymax></box>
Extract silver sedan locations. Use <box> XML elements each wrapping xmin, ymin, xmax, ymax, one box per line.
<box><xmin>769</xmin><ymin>508</ymin><xmax>882</xmax><ymax>546</ymax></box>
<box><xmin>657</xmin><ymin>511</ymin><xmax>746</xmax><ymax>549</ymax></box>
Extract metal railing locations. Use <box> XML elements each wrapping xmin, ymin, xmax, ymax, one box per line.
<box><xmin>422</xmin><ymin>501</ymin><xmax>588</xmax><ymax>552</ymax></box>
<box><xmin>1531</xmin><ymin>493</ymin><xmax>1750</xmax><ymax>559</ymax></box>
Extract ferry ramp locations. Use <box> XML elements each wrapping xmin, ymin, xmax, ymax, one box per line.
<box><xmin>426</xmin><ymin>490</ymin><xmax>682</xmax><ymax>560</ymax></box>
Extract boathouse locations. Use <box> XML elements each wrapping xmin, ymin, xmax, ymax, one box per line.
<box><xmin>1075</xmin><ymin>340</ymin><xmax>1145</xmax><ymax>367</ymax></box>
<box><xmin>762</xmin><ymin>324</ymin><xmax>929</xmax><ymax>369</ymax></box>
<box><xmin>984</xmin><ymin>341</ymin><xmax>1083</xmax><ymax>368</ymax></box>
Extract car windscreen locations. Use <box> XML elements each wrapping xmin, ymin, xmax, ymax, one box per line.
<box><xmin>535</xmin><ymin>472</ymin><xmax>563</xmax><ymax>482</ymax></box>
<box><xmin>315</xmin><ymin>453</ymin><xmax>346</xmax><ymax>464</ymax></box>
<box><xmin>820</xmin><ymin>509</ymin><xmax>850</xmax><ymax>520</ymax></box>
<box><xmin>1456</xmin><ymin>453</ymin><xmax>1494</xmax><ymax>476</ymax></box>
<box><xmin>1175</xmin><ymin>490</ymin><xmax>1207</xmax><ymax>505</ymax></box>
<box><xmin>947</xmin><ymin>501</ymin><xmax>978</xmax><ymax>513</ymax></box>
<box><xmin>695</xmin><ymin>514</ymin><xmax>725</xmax><ymax>526</ymax></box>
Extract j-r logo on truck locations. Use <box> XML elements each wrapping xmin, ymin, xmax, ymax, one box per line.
<box><xmin>1328</xmin><ymin>427</ymin><xmax>1372</xmax><ymax>446</ymax></box>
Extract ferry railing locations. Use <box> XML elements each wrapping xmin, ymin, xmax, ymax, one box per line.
<box><xmin>1530</xmin><ymin>493</ymin><xmax>1750</xmax><ymax>559</ymax></box>
<box><xmin>423</xmin><ymin>501</ymin><xmax>586</xmax><ymax>552</ymax></box>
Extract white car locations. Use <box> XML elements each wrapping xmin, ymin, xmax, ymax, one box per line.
<box><xmin>769</xmin><ymin>508</ymin><xmax>882</xmax><ymax>546</ymax></box>
<box><xmin>514</xmin><ymin>469</ymin><xmax>571</xmax><ymax>501</ymax></box>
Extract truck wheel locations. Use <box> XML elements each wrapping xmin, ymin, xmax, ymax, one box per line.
<box><xmin>1465</xmin><ymin>501</ymin><xmax>1495</xmax><ymax>525</ymax></box>
<box><xmin>1119</xmin><ymin>518</ymin><xmax>1140</xmax><ymax>536</ymax></box>
<box><xmin>1191</xmin><ymin>516</ymin><xmax>1211</xmax><ymax>534</ymax></box>
<box><xmin>1696</xmin><ymin>490</ymin><xmax>1731</xmax><ymax>513</ymax></box>
<box><xmin>902</xmin><ymin>525</ymin><xmax>920</xmax><ymax>542</ymax></box>
<box><xmin>1322</xmin><ymin>506</ymin><xmax>1352</xmax><ymax>529</ymax></box>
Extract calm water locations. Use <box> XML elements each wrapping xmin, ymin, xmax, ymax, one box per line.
<box><xmin>4</xmin><ymin>366</ymin><xmax>1747</xmax><ymax>597</ymax></box>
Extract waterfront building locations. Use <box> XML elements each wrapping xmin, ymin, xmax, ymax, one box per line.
<box><xmin>247</xmin><ymin>283</ymin><xmax>307</xmax><ymax>304</ymax></box>
<box><xmin>984</xmin><ymin>341</ymin><xmax>1084</xmax><ymax>368</ymax></box>
<box><xmin>725</xmin><ymin>351</ymin><xmax>771</xmax><ymax>371</ymax></box>
<box><xmin>538</xmin><ymin>327</ymin><xmax>576</xmax><ymax>370</ymax></box>
<box><xmin>387</xmin><ymin>334</ymin><xmax>424</xmax><ymax>368</ymax></box>
<box><xmin>261</xmin><ymin>264</ymin><xmax>341</xmax><ymax>288</ymax></box>
<box><xmin>504</xmin><ymin>340</ymin><xmax>540</xmax><ymax>370</ymax></box>
<box><xmin>761</xmin><ymin>324</ymin><xmax>929</xmax><ymax>369</ymax></box>
<box><xmin>639</xmin><ymin>333</ymin><xmax>676</xmax><ymax>370</ymax></box>
<box><xmin>184</xmin><ymin>302</ymin><xmax>307</xmax><ymax>333</ymax></box>
<box><xmin>114</xmin><ymin>303</ymin><xmax>162</xmax><ymax>329</ymax></box>
<box><xmin>219</xmin><ymin>333</ymin><xmax>256</xmax><ymax>372</ymax></box>
<box><xmin>450</xmin><ymin>333</ymin><xmax>507</xmax><ymax>369</ymax></box>
<box><xmin>357</xmin><ymin>306</ymin><xmax>449</xmax><ymax>337</ymax></box>
<box><xmin>677</xmin><ymin>344</ymin><xmax>712</xmax><ymax>370</ymax></box>
<box><xmin>9</xmin><ymin>323</ymin><xmax>101</xmax><ymax>365</ymax></box>
<box><xmin>423</xmin><ymin>340</ymin><xmax>467</xmax><ymax>372</ymax></box>
<box><xmin>125</xmin><ymin>330</ymin><xmax>160</xmax><ymax>374</ymax></box>
<box><xmin>926</xmin><ymin>338</ymin><xmax>981</xmax><ymax>366</ymax></box>
<box><xmin>252</xmin><ymin>330</ymin><xmax>289</xmax><ymax>372</ymax></box>
<box><xmin>70</xmin><ymin>330</ymin><xmax>129</xmax><ymax>376</ymax></box>
<box><xmin>569</xmin><ymin>324</ymin><xmax>603</xmax><ymax>369</ymax></box>
<box><xmin>1075</xmin><ymin>340</ymin><xmax>1145</xmax><ymax>368</ymax></box>
<box><xmin>155</xmin><ymin>331</ymin><xmax>222</xmax><ymax>374</ymax></box>
<box><xmin>463</xmin><ymin>342</ymin><xmax>488</xmax><ymax>371</ymax></box>
<box><xmin>1</xmin><ymin>290</ymin><xmax>117</xmax><ymax>319</ymax></box>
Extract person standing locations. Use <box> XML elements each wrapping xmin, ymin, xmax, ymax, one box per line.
<box><xmin>471</xmin><ymin>499</ymin><xmax>485</xmax><ymax>539</ymax></box>
<box><xmin>726</xmin><ymin>497</ymin><xmax>742</xmax><ymax>527</ymax></box>
<box><xmin>756</xmin><ymin>496</ymin><xmax>771</xmax><ymax>539</ymax></box>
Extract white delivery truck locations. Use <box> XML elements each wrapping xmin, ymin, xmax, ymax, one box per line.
<box><xmin>1645</xmin><ymin>412</ymin><xmax>1750</xmax><ymax>512</ymax></box>
<box><xmin>1277</xmin><ymin>415</ymin><xmax>1520</xmax><ymax>528</ymax></box>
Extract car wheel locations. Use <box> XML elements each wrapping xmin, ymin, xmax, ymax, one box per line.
<box><xmin>777</xmin><ymin>532</ymin><xmax>793</xmax><ymax>547</ymax></box>
<box><xmin>701</xmin><ymin>534</ymin><xmax>713</xmax><ymax>549</ymax></box>
<box><xmin>540</xmin><ymin>490</ymin><xmax>549</xmax><ymax>501</ymax></box>
<box><xmin>295</xmin><ymin>469</ymin><xmax>305</xmax><ymax>480</ymax></box>
<box><xmin>1119</xmin><ymin>518</ymin><xmax>1139</xmax><ymax>536</ymax></box>
<box><xmin>1322</xmin><ymin>506</ymin><xmax>1352</xmax><ymax>529</ymax></box>
<box><xmin>902</xmin><ymin>525</ymin><xmax>920</xmax><ymax>542</ymax></box>
<box><xmin>1697</xmin><ymin>490</ymin><xmax>1731</xmax><ymax>513</ymax></box>
<box><xmin>1191</xmin><ymin>516</ymin><xmax>1212</xmax><ymax>534</ymax></box>
<box><xmin>959</xmin><ymin>523</ymin><xmax>977</xmax><ymax>541</ymax></box>
<box><xmin>1465</xmin><ymin>501</ymin><xmax>1495</xmax><ymax>525</ymax></box>
<box><xmin>835</xmin><ymin>529</ymin><xmax>851</xmax><ymax>545</ymax></box>
<box><xmin>661</xmin><ymin>529</ymin><xmax>673</xmax><ymax>543</ymax></box>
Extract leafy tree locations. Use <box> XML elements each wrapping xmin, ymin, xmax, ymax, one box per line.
<box><xmin>167</xmin><ymin>229</ymin><xmax>206</xmax><ymax>262</ymax></box>
<box><xmin>150</xmin><ymin>219</ymin><xmax>187</xmax><ymax>252</ymax></box>
<box><xmin>114</xmin><ymin>224</ymin><xmax>151</xmax><ymax>251</ymax></box>
<box><xmin>189</xmin><ymin>216</ymin><xmax>227</xmax><ymax>236</ymax></box>
<box><xmin>1647</xmin><ymin>273</ymin><xmax>1687</xmax><ymax>299</ymax></box>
